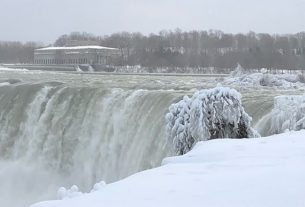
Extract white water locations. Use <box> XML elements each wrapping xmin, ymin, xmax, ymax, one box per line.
<box><xmin>0</xmin><ymin>70</ymin><xmax>303</xmax><ymax>207</ymax></box>
<box><xmin>0</xmin><ymin>82</ymin><xmax>177</xmax><ymax>207</ymax></box>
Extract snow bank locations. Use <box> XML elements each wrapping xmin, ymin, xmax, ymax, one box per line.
<box><xmin>269</xmin><ymin>95</ymin><xmax>305</xmax><ymax>134</ymax></box>
<box><xmin>166</xmin><ymin>87</ymin><xmax>258</xmax><ymax>155</ymax></box>
<box><xmin>31</xmin><ymin>130</ymin><xmax>305</xmax><ymax>207</ymax></box>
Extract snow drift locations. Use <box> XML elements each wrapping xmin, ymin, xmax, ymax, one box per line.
<box><xmin>31</xmin><ymin>130</ymin><xmax>305</xmax><ymax>207</ymax></box>
<box><xmin>166</xmin><ymin>87</ymin><xmax>259</xmax><ymax>155</ymax></box>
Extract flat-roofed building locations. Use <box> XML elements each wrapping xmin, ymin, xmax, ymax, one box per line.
<box><xmin>34</xmin><ymin>45</ymin><xmax>120</xmax><ymax>69</ymax></box>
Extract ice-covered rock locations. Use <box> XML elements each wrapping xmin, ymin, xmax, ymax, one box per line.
<box><xmin>166</xmin><ymin>87</ymin><xmax>259</xmax><ymax>155</ymax></box>
<box><xmin>57</xmin><ymin>185</ymin><xmax>82</xmax><ymax>200</ymax></box>
<box><xmin>57</xmin><ymin>187</ymin><xmax>68</xmax><ymax>200</ymax></box>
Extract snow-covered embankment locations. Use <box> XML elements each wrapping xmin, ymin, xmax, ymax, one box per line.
<box><xmin>31</xmin><ymin>130</ymin><xmax>305</xmax><ymax>207</ymax></box>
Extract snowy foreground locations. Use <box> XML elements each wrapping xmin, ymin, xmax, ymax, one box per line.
<box><xmin>32</xmin><ymin>130</ymin><xmax>305</xmax><ymax>207</ymax></box>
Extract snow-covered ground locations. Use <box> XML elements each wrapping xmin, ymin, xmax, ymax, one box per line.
<box><xmin>31</xmin><ymin>130</ymin><xmax>305</xmax><ymax>207</ymax></box>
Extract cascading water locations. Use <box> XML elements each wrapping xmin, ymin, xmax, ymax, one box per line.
<box><xmin>0</xmin><ymin>82</ymin><xmax>178</xmax><ymax>207</ymax></box>
<box><xmin>0</xmin><ymin>70</ymin><xmax>303</xmax><ymax>207</ymax></box>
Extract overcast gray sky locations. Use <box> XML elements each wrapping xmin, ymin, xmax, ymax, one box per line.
<box><xmin>0</xmin><ymin>0</ymin><xmax>305</xmax><ymax>44</ymax></box>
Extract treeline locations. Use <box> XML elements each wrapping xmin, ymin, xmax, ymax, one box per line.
<box><xmin>54</xmin><ymin>30</ymin><xmax>305</xmax><ymax>69</ymax></box>
<box><xmin>0</xmin><ymin>41</ymin><xmax>41</xmax><ymax>63</ymax></box>
<box><xmin>1</xmin><ymin>30</ymin><xmax>305</xmax><ymax>70</ymax></box>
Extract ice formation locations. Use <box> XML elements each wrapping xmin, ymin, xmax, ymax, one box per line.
<box><xmin>57</xmin><ymin>185</ymin><xmax>82</xmax><ymax>200</ymax></box>
<box><xmin>57</xmin><ymin>181</ymin><xmax>107</xmax><ymax>200</ymax></box>
<box><xmin>224</xmin><ymin>65</ymin><xmax>305</xmax><ymax>89</ymax></box>
<box><xmin>269</xmin><ymin>95</ymin><xmax>305</xmax><ymax>134</ymax></box>
<box><xmin>229</xmin><ymin>63</ymin><xmax>246</xmax><ymax>77</ymax></box>
<box><xmin>166</xmin><ymin>87</ymin><xmax>259</xmax><ymax>155</ymax></box>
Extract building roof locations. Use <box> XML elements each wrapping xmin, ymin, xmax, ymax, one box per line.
<box><xmin>35</xmin><ymin>45</ymin><xmax>119</xmax><ymax>51</ymax></box>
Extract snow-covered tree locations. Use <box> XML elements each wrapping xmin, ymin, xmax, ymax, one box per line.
<box><xmin>166</xmin><ymin>96</ymin><xmax>193</xmax><ymax>155</ymax></box>
<box><xmin>166</xmin><ymin>87</ymin><xmax>259</xmax><ymax>155</ymax></box>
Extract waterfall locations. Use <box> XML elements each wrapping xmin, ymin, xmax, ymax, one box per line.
<box><xmin>0</xmin><ymin>83</ymin><xmax>176</xmax><ymax>207</ymax></box>
<box><xmin>0</xmin><ymin>72</ymin><xmax>302</xmax><ymax>207</ymax></box>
